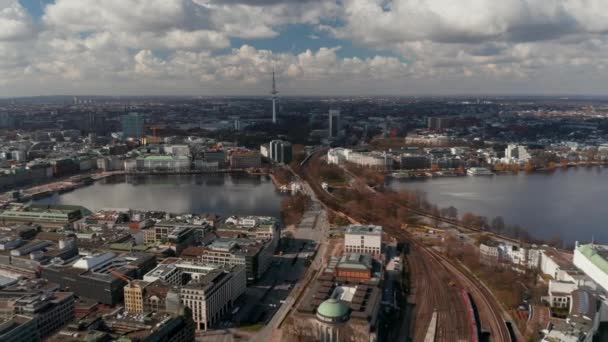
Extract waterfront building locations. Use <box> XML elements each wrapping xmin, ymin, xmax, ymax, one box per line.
<box><xmin>135</xmin><ymin>155</ymin><xmax>191</xmax><ymax>172</ymax></box>
<box><xmin>203</xmin><ymin>150</ymin><xmax>226</xmax><ymax>164</ymax></box>
<box><xmin>479</xmin><ymin>240</ymin><xmax>500</xmax><ymax>265</ymax></box>
<box><xmin>327</xmin><ymin>148</ymin><xmax>391</xmax><ymax>169</ymax></box>
<box><xmin>260</xmin><ymin>144</ymin><xmax>270</xmax><ymax>158</ymax></box>
<box><xmin>121</xmin><ymin>112</ymin><xmax>145</xmax><ymax>140</ymax></box>
<box><xmin>344</xmin><ymin>225</ymin><xmax>382</xmax><ymax>255</ymax></box>
<box><xmin>269</xmin><ymin>140</ymin><xmax>293</xmax><ymax>164</ymax></box>
<box><xmin>466</xmin><ymin>167</ymin><xmax>494</xmax><ymax>176</ymax></box>
<box><xmin>505</xmin><ymin>144</ymin><xmax>531</xmax><ymax>162</ymax></box>
<box><xmin>178</xmin><ymin>265</ymin><xmax>246</xmax><ymax>331</ymax></box>
<box><xmin>229</xmin><ymin>151</ymin><xmax>261</xmax><ymax>169</ymax></box>
<box><xmin>0</xmin><ymin>204</ymin><xmax>89</xmax><ymax>230</ymax></box>
<box><xmin>399</xmin><ymin>154</ymin><xmax>431</xmax><ymax>170</ymax></box>
<box><xmin>479</xmin><ymin>239</ymin><xmax>529</xmax><ymax>267</ymax></box>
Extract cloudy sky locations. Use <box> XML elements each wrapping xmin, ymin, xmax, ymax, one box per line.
<box><xmin>2</xmin><ymin>0</ymin><xmax>608</xmax><ymax>96</ymax></box>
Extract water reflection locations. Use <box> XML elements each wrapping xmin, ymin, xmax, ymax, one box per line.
<box><xmin>388</xmin><ymin>166</ymin><xmax>608</xmax><ymax>243</ymax></box>
<box><xmin>36</xmin><ymin>174</ymin><xmax>283</xmax><ymax>217</ymax></box>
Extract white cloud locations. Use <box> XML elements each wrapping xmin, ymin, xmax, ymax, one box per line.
<box><xmin>0</xmin><ymin>0</ymin><xmax>36</xmax><ymax>41</ymax></box>
<box><xmin>2</xmin><ymin>0</ymin><xmax>608</xmax><ymax>95</ymax></box>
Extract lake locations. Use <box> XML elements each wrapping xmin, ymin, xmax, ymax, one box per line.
<box><xmin>35</xmin><ymin>174</ymin><xmax>284</xmax><ymax>218</ymax></box>
<box><xmin>388</xmin><ymin>167</ymin><xmax>608</xmax><ymax>244</ymax></box>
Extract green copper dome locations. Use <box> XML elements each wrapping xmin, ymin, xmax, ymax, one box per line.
<box><xmin>316</xmin><ymin>298</ymin><xmax>350</xmax><ymax>320</ymax></box>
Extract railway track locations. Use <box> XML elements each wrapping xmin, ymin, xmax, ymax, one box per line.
<box><xmin>426</xmin><ymin>248</ymin><xmax>513</xmax><ymax>342</ymax></box>
<box><xmin>408</xmin><ymin>244</ymin><xmax>469</xmax><ymax>342</ymax></box>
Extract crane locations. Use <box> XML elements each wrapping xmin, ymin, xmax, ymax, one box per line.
<box><xmin>108</xmin><ymin>267</ymin><xmax>133</xmax><ymax>284</ymax></box>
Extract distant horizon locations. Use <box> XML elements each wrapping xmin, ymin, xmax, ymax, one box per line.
<box><xmin>6</xmin><ymin>93</ymin><xmax>608</xmax><ymax>100</ymax></box>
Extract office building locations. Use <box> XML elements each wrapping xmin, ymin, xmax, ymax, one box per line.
<box><xmin>229</xmin><ymin>151</ymin><xmax>261</xmax><ymax>169</ymax></box>
<box><xmin>0</xmin><ymin>281</ymin><xmax>75</xmax><ymax>340</ymax></box>
<box><xmin>40</xmin><ymin>252</ymin><xmax>156</xmax><ymax>305</ymax></box>
<box><xmin>344</xmin><ymin>225</ymin><xmax>383</xmax><ymax>255</ymax></box>
<box><xmin>269</xmin><ymin>140</ymin><xmax>293</xmax><ymax>164</ymax></box>
<box><xmin>181</xmin><ymin>237</ymin><xmax>274</xmax><ymax>283</ymax></box>
<box><xmin>48</xmin><ymin>310</ymin><xmax>195</xmax><ymax>342</ymax></box>
<box><xmin>329</xmin><ymin>110</ymin><xmax>341</xmax><ymax>138</ymax></box>
<box><xmin>179</xmin><ymin>265</ymin><xmax>246</xmax><ymax>331</ymax></box>
<box><xmin>143</xmin><ymin>263</ymin><xmax>183</xmax><ymax>285</ymax></box>
<box><xmin>0</xmin><ymin>315</ymin><xmax>40</xmax><ymax>342</ymax></box>
<box><xmin>121</xmin><ymin>112</ymin><xmax>145</xmax><ymax>140</ymax></box>
<box><xmin>124</xmin><ymin>279</ymin><xmax>172</xmax><ymax>314</ymax></box>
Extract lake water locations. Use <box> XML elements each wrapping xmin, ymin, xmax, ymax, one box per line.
<box><xmin>36</xmin><ymin>174</ymin><xmax>284</xmax><ymax>218</ymax></box>
<box><xmin>388</xmin><ymin>167</ymin><xmax>608</xmax><ymax>244</ymax></box>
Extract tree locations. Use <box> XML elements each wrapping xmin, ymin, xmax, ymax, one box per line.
<box><xmin>491</xmin><ymin>216</ymin><xmax>505</xmax><ymax>234</ymax></box>
<box><xmin>461</xmin><ymin>212</ymin><xmax>477</xmax><ymax>227</ymax></box>
<box><xmin>441</xmin><ymin>206</ymin><xmax>458</xmax><ymax>220</ymax></box>
<box><xmin>430</xmin><ymin>205</ymin><xmax>441</xmax><ymax>227</ymax></box>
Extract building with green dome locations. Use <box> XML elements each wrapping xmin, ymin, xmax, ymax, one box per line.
<box><xmin>317</xmin><ymin>298</ymin><xmax>350</xmax><ymax>323</ymax></box>
<box><xmin>316</xmin><ymin>298</ymin><xmax>351</xmax><ymax>342</ymax></box>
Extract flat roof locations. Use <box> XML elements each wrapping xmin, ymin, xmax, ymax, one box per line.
<box><xmin>345</xmin><ymin>224</ymin><xmax>382</xmax><ymax>236</ymax></box>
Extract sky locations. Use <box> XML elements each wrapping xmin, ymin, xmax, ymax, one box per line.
<box><xmin>2</xmin><ymin>0</ymin><xmax>608</xmax><ymax>97</ymax></box>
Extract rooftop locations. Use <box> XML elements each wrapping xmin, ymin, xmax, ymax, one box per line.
<box><xmin>317</xmin><ymin>298</ymin><xmax>349</xmax><ymax>320</ymax></box>
<box><xmin>345</xmin><ymin>224</ymin><xmax>382</xmax><ymax>236</ymax></box>
<box><xmin>576</xmin><ymin>243</ymin><xmax>608</xmax><ymax>275</ymax></box>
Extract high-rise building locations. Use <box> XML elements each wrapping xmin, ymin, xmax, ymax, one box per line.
<box><xmin>329</xmin><ymin>109</ymin><xmax>341</xmax><ymax>138</ymax></box>
<box><xmin>121</xmin><ymin>112</ymin><xmax>145</xmax><ymax>140</ymax></box>
<box><xmin>427</xmin><ymin>117</ymin><xmax>453</xmax><ymax>131</ymax></box>
<box><xmin>505</xmin><ymin>144</ymin><xmax>531</xmax><ymax>161</ymax></box>
<box><xmin>269</xmin><ymin>140</ymin><xmax>292</xmax><ymax>164</ymax></box>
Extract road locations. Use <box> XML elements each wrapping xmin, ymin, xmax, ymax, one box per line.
<box><xmin>250</xmin><ymin>172</ymin><xmax>329</xmax><ymax>342</ymax></box>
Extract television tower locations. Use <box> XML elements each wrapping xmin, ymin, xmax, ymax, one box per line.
<box><xmin>271</xmin><ymin>69</ymin><xmax>278</xmax><ymax>124</ymax></box>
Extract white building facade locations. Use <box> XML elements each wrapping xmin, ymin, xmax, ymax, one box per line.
<box><xmin>180</xmin><ymin>265</ymin><xmax>246</xmax><ymax>331</ymax></box>
<box><xmin>344</xmin><ymin>225</ymin><xmax>382</xmax><ymax>255</ymax></box>
<box><xmin>573</xmin><ymin>243</ymin><xmax>608</xmax><ymax>292</ymax></box>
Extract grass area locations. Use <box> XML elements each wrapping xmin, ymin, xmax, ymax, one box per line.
<box><xmin>240</xmin><ymin>323</ymin><xmax>265</xmax><ymax>332</ymax></box>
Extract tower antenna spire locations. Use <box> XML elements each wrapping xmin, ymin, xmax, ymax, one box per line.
<box><xmin>271</xmin><ymin>67</ymin><xmax>278</xmax><ymax>124</ymax></box>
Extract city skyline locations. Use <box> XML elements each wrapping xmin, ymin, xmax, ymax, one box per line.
<box><xmin>1</xmin><ymin>0</ymin><xmax>608</xmax><ymax>97</ymax></box>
